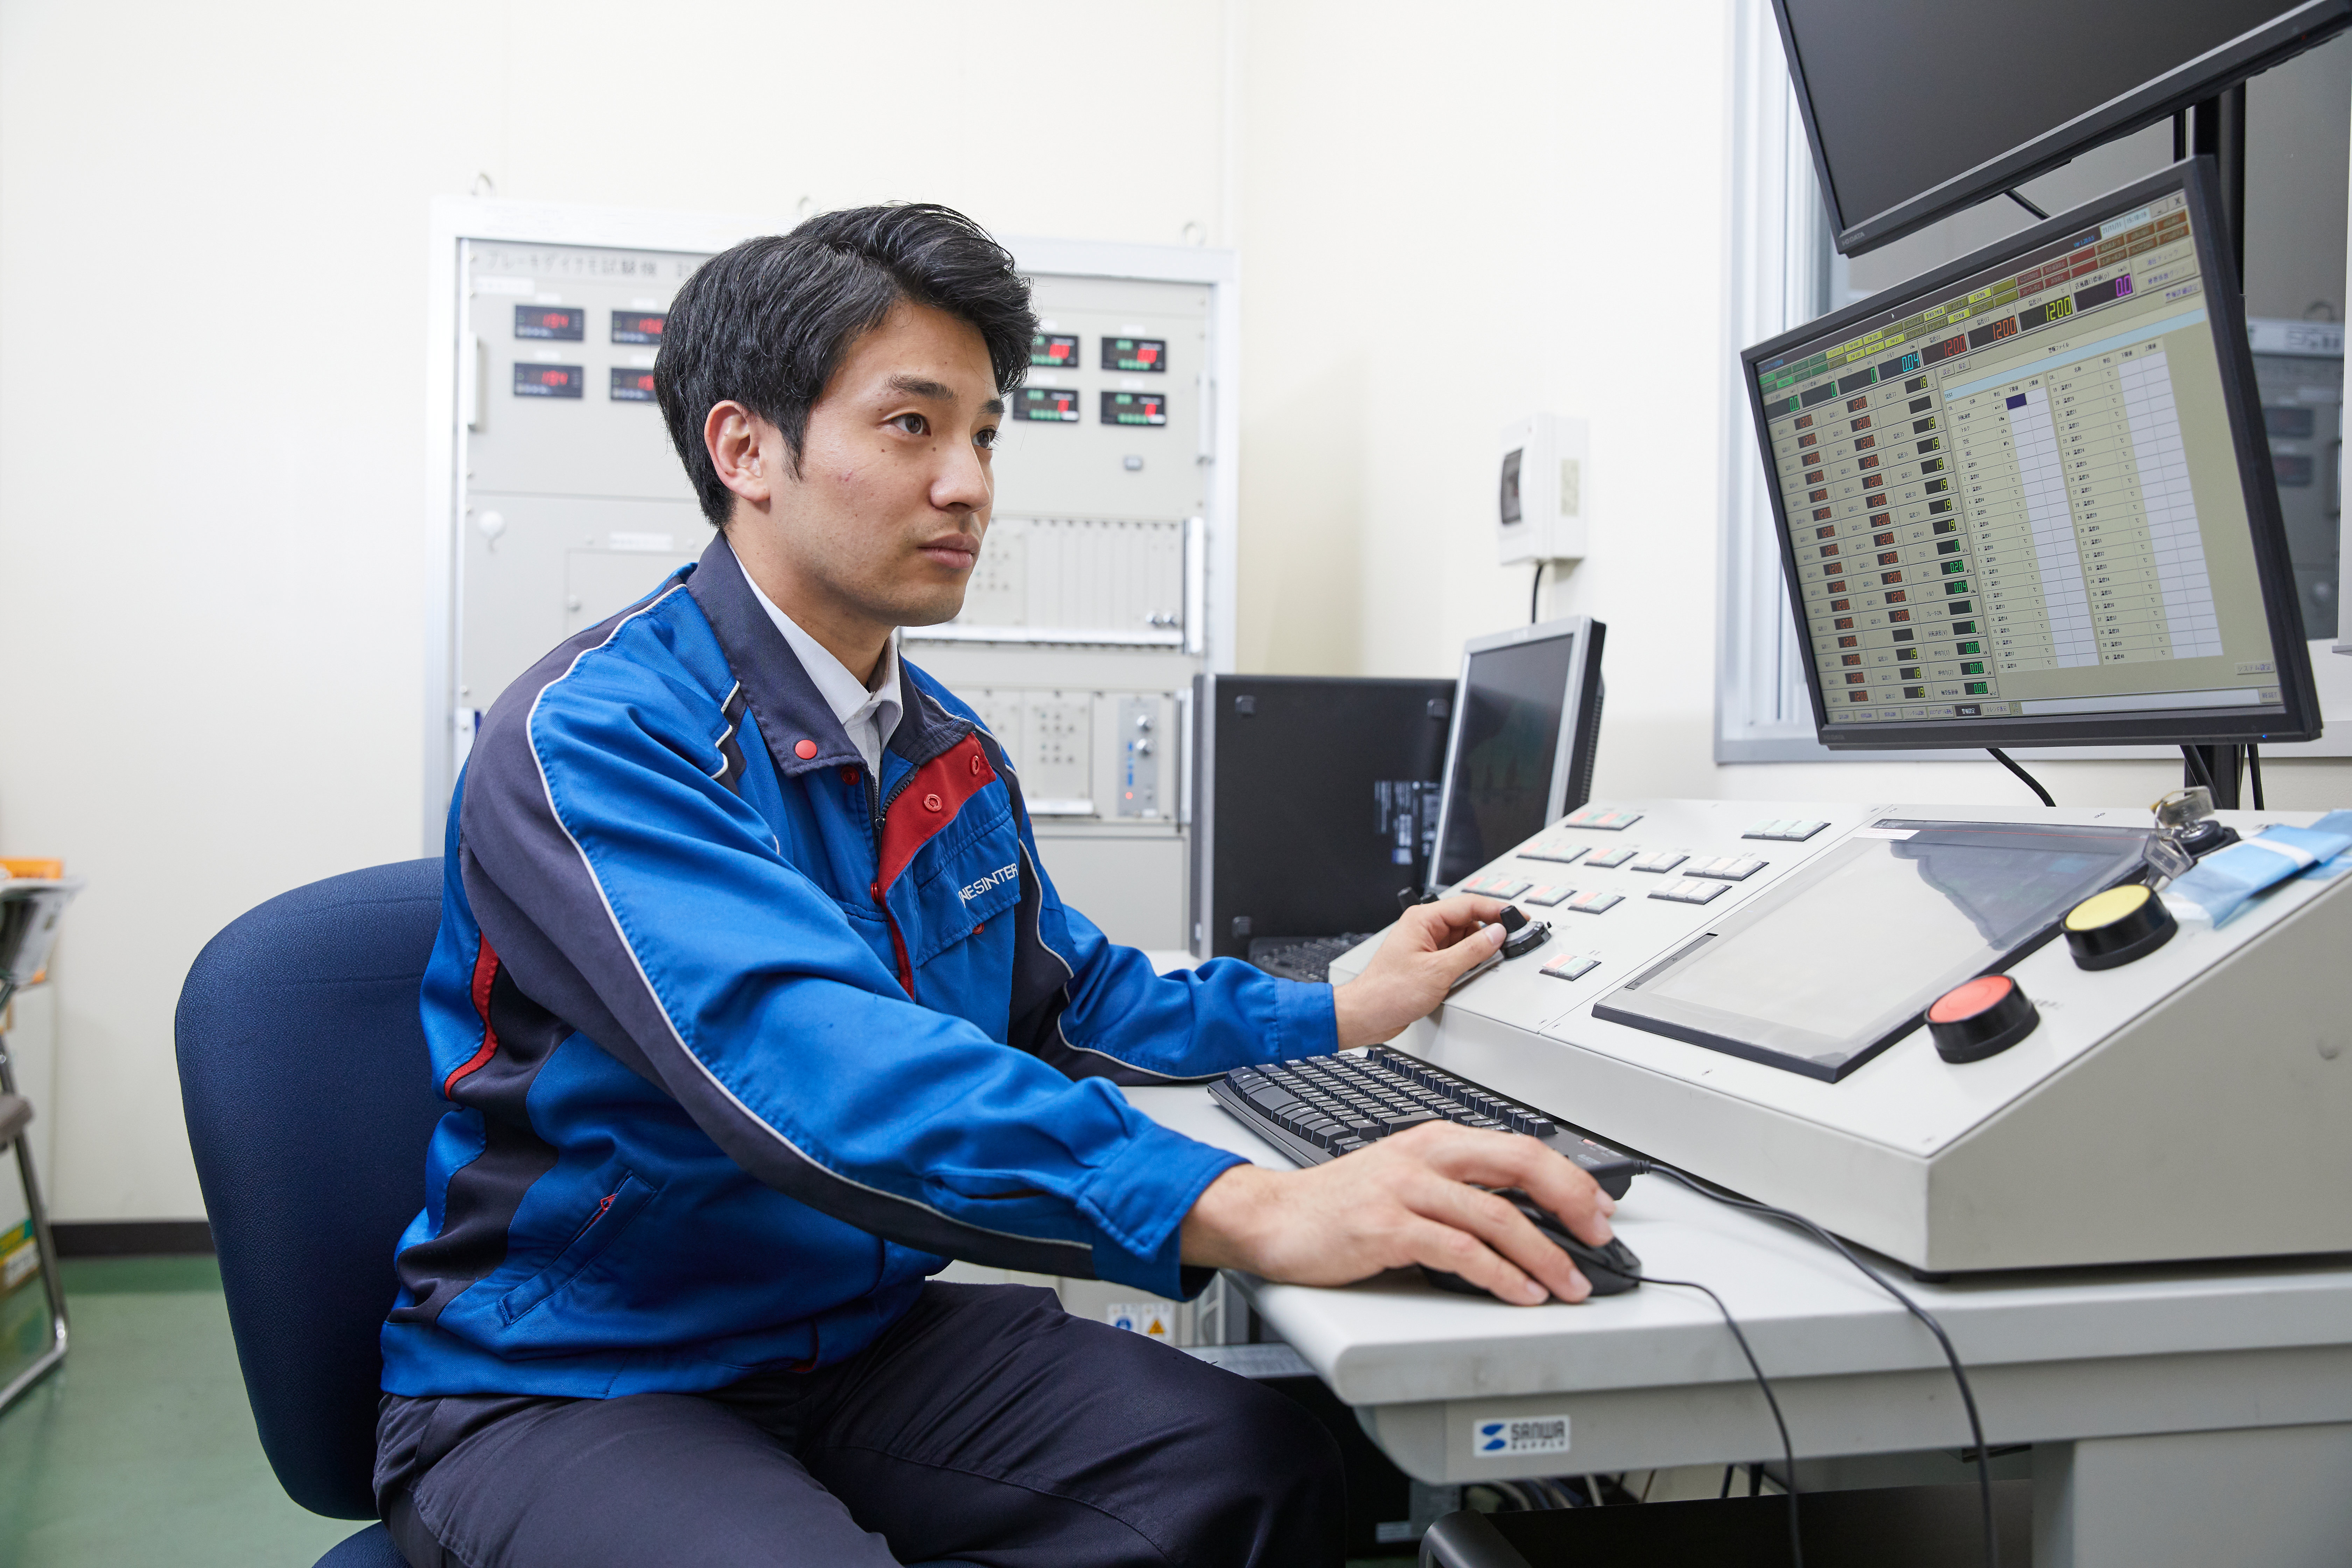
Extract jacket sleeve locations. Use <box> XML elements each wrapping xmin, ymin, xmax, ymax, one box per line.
<box><xmin>1037</xmin><ymin>867</ymin><xmax>1342</xmax><ymax>1084</ymax></box>
<box><xmin>460</xmin><ymin>652</ymin><xmax>1243</xmax><ymax>1300</ymax></box>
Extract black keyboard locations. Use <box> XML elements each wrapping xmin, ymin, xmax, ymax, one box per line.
<box><xmin>1247</xmin><ymin>933</ymin><xmax>1373</xmax><ymax>983</ymax></box>
<box><xmin>1209</xmin><ymin>1046</ymin><xmax>1639</xmax><ymax>1199</ymax></box>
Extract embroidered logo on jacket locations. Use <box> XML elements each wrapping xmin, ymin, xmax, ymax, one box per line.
<box><xmin>960</xmin><ymin>864</ymin><xmax>1019</xmax><ymax>902</ymax></box>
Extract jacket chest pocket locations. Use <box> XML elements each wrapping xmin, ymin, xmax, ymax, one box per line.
<box><xmin>907</xmin><ymin>812</ymin><xmax>1024</xmax><ymax>967</ymax></box>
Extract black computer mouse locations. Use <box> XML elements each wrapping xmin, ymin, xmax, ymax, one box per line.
<box><xmin>1420</xmin><ymin>1190</ymin><xmax>1642</xmax><ymax>1300</ymax></box>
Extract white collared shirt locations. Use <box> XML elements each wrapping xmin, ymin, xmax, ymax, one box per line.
<box><xmin>742</xmin><ymin>575</ymin><xmax>903</xmax><ymax>778</ymax></box>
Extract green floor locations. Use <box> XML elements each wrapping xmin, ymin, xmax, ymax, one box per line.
<box><xmin>0</xmin><ymin>1258</ymin><xmax>359</xmax><ymax>1567</ymax></box>
<box><xmin>0</xmin><ymin>1260</ymin><xmax>1411</xmax><ymax>1566</ymax></box>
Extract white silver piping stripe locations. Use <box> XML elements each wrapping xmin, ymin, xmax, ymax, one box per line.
<box><xmin>708</xmin><ymin>679</ymin><xmax>744</xmax><ymax>780</ymax></box>
<box><xmin>521</xmin><ymin>597</ymin><xmax>1092</xmax><ymax>1265</ymax></box>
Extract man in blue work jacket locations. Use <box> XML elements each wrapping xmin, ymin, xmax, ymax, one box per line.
<box><xmin>376</xmin><ymin>204</ymin><xmax>1618</xmax><ymax>1568</ymax></box>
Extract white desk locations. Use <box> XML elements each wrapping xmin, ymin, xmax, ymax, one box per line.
<box><xmin>1125</xmin><ymin>1083</ymin><xmax>2352</xmax><ymax>1568</ymax></box>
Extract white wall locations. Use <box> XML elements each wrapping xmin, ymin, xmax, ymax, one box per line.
<box><xmin>4</xmin><ymin>0</ymin><xmax>2348</xmax><ymax>1221</ymax></box>
<box><xmin>0</xmin><ymin>0</ymin><xmax>1234</xmax><ymax>1221</ymax></box>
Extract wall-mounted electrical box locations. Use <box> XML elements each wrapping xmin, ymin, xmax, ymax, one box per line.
<box><xmin>1497</xmin><ymin>412</ymin><xmax>1588</xmax><ymax>565</ymax></box>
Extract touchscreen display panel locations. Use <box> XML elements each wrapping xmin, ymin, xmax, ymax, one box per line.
<box><xmin>1594</xmin><ymin>820</ymin><xmax>2146</xmax><ymax>1080</ymax></box>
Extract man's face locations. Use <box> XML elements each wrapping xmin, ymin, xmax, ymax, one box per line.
<box><xmin>730</xmin><ymin>300</ymin><xmax>1003</xmax><ymax>633</ymax></box>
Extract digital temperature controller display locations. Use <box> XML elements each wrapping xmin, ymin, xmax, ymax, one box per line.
<box><xmin>1102</xmin><ymin>336</ymin><xmax>1166</xmax><ymax>372</ymax></box>
<box><xmin>611</xmin><ymin>310</ymin><xmax>666</xmax><ymax>345</ymax></box>
<box><xmin>1016</xmin><ymin>387</ymin><xmax>1081</xmax><ymax>422</ymax></box>
<box><xmin>1030</xmin><ymin>332</ymin><xmax>1079</xmax><ymax>368</ymax></box>
<box><xmin>1101</xmin><ymin>390</ymin><xmax>1167</xmax><ymax>427</ymax></box>
<box><xmin>514</xmin><ymin>364</ymin><xmax>584</xmax><ymax>399</ymax></box>
<box><xmin>610</xmin><ymin>368</ymin><xmax>657</xmax><ymax>402</ymax></box>
<box><xmin>514</xmin><ymin>304</ymin><xmax>584</xmax><ymax>341</ymax></box>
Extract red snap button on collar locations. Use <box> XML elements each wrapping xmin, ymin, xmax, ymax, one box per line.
<box><xmin>968</xmin><ymin>754</ymin><xmax>985</xmax><ymax>777</ymax></box>
<box><xmin>840</xmin><ymin>766</ymin><xmax>860</xmax><ymax>784</ymax></box>
<box><xmin>923</xmin><ymin>792</ymin><xmax>943</xmax><ymax>812</ymax></box>
<box><xmin>793</xmin><ymin>739</ymin><xmax>818</xmax><ymax>760</ymax></box>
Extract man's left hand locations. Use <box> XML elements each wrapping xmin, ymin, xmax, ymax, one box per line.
<box><xmin>1329</xmin><ymin>895</ymin><xmax>1508</xmax><ymax>1049</ymax></box>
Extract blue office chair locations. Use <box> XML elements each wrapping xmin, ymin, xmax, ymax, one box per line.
<box><xmin>176</xmin><ymin>858</ymin><xmax>448</xmax><ymax>1568</ymax></box>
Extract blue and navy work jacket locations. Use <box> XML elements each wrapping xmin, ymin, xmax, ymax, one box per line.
<box><xmin>383</xmin><ymin>534</ymin><xmax>1337</xmax><ymax>1398</ymax></box>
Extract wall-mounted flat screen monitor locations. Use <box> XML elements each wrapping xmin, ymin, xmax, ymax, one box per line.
<box><xmin>1774</xmin><ymin>0</ymin><xmax>2351</xmax><ymax>255</ymax></box>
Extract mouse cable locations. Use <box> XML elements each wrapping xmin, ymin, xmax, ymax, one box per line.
<box><xmin>1633</xmin><ymin>1269</ymin><xmax>1802</xmax><ymax>1568</ymax></box>
<box><xmin>1631</xmin><ymin>1160</ymin><xmax>1999</xmax><ymax>1568</ymax></box>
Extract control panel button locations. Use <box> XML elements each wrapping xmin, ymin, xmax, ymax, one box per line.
<box><xmin>1520</xmin><ymin>838</ymin><xmax>1589</xmax><ymax>865</ymax></box>
<box><xmin>1649</xmin><ymin>877</ymin><xmax>1728</xmax><ymax>905</ymax></box>
<box><xmin>1541</xmin><ymin>954</ymin><xmax>1599</xmax><ymax>981</ymax></box>
<box><xmin>1565</xmin><ymin>890</ymin><xmax>1622</xmax><ymax>913</ymax></box>
<box><xmin>1462</xmin><ymin>875</ymin><xmax>1532</xmax><ymax>899</ymax></box>
<box><xmin>1744</xmin><ymin>818</ymin><xmax>1829</xmax><ymax>842</ymax></box>
<box><xmin>1583</xmin><ymin>846</ymin><xmax>1637</xmax><ymax>869</ymax></box>
<box><xmin>1562</xmin><ymin>805</ymin><xmax>1642</xmax><ymax>830</ymax></box>
<box><xmin>1688</xmin><ymin>855</ymin><xmax>1767</xmax><ymax>881</ymax></box>
<box><xmin>1629</xmin><ymin>850</ymin><xmax>1688</xmax><ymax>874</ymax></box>
<box><xmin>1521</xmin><ymin>885</ymin><xmax>1572</xmax><ymax>907</ymax></box>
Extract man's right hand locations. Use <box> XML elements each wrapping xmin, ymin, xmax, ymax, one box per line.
<box><xmin>1178</xmin><ymin>1121</ymin><xmax>1617</xmax><ymax>1304</ymax></box>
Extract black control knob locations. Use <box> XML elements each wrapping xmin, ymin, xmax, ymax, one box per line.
<box><xmin>1927</xmin><ymin>974</ymin><xmax>2039</xmax><ymax>1064</ymax></box>
<box><xmin>1494</xmin><ymin>905</ymin><xmax>1551</xmax><ymax>959</ymax></box>
<box><xmin>2062</xmin><ymin>883</ymin><xmax>2177</xmax><ymax>971</ymax></box>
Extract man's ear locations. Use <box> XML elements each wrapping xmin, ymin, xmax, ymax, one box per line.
<box><xmin>706</xmin><ymin>401</ymin><xmax>774</xmax><ymax>509</ymax></box>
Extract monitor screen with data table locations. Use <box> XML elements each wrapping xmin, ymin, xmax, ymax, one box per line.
<box><xmin>1743</xmin><ymin>160</ymin><xmax>2319</xmax><ymax>751</ymax></box>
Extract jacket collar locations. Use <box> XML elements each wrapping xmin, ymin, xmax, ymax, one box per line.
<box><xmin>686</xmin><ymin>532</ymin><xmax>861</xmax><ymax>779</ymax></box>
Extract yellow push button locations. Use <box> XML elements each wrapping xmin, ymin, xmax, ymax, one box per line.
<box><xmin>2062</xmin><ymin>883</ymin><xmax>2176</xmax><ymax>971</ymax></box>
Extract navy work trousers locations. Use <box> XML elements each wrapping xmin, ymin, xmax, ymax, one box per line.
<box><xmin>376</xmin><ymin>1282</ymin><xmax>1344</xmax><ymax>1567</ymax></box>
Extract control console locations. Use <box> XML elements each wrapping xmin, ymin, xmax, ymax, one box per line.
<box><xmin>1329</xmin><ymin>797</ymin><xmax>2352</xmax><ymax>1274</ymax></box>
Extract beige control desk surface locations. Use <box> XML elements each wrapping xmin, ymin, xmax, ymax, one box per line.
<box><xmin>1121</xmin><ymin>1082</ymin><xmax>2352</xmax><ymax>1562</ymax></box>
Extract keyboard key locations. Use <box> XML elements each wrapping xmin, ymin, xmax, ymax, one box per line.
<box><xmin>1629</xmin><ymin>850</ymin><xmax>1687</xmax><ymax>874</ymax></box>
<box><xmin>1378</xmin><ymin>1110</ymin><xmax>1444</xmax><ymax>1137</ymax></box>
<box><xmin>1541</xmin><ymin>954</ymin><xmax>1598</xmax><ymax>981</ymax></box>
<box><xmin>1584</xmin><ymin>846</ymin><xmax>1636</xmax><ymax>869</ymax></box>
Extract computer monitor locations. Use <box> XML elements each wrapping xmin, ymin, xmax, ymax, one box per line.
<box><xmin>1189</xmin><ymin>675</ymin><xmax>1456</xmax><ymax>961</ymax></box>
<box><xmin>1428</xmin><ymin>617</ymin><xmax>1607</xmax><ymax>891</ymax></box>
<box><xmin>1774</xmin><ymin>0</ymin><xmax>2351</xmax><ymax>255</ymax></box>
<box><xmin>1744</xmin><ymin>160</ymin><xmax>2320</xmax><ymax>751</ymax></box>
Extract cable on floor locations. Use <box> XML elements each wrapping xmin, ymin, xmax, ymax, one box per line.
<box><xmin>1986</xmin><ymin>748</ymin><xmax>2053</xmax><ymax>807</ymax></box>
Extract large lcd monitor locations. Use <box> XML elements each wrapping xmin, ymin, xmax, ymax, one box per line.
<box><xmin>1744</xmin><ymin>160</ymin><xmax>2320</xmax><ymax>751</ymax></box>
<box><xmin>1774</xmin><ymin>0</ymin><xmax>2351</xmax><ymax>255</ymax></box>
<box><xmin>1428</xmin><ymin>618</ymin><xmax>1607</xmax><ymax>891</ymax></box>
<box><xmin>1189</xmin><ymin>675</ymin><xmax>1455</xmax><ymax>960</ymax></box>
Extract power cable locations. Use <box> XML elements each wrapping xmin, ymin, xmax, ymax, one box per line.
<box><xmin>2248</xmin><ymin>744</ymin><xmax>2264</xmax><ymax>810</ymax></box>
<box><xmin>1632</xmin><ymin>1161</ymin><xmax>2000</xmax><ymax>1568</ymax></box>
<box><xmin>2005</xmin><ymin>189</ymin><xmax>2049</xmax><ymax>220</ymax></box>
<box><xmin>1530</xmin><ymin>561</ymin><xmax>1546</xmax><ymax>626</ymax></box>
<box><xmin>1986</xmin><ymin>748</ymin><xmax>2053</xmax><ymax>807</ymax></box>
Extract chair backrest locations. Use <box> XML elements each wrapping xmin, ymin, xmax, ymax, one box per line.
<box><xmin>175</xmin><ymin>859</ymin><xmax>448</xmax><ymax>1519</ymax></box>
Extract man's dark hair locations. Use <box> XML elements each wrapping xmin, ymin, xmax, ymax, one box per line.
<box><xmin>654</xmin><ymin>203</ymin><xmax>1035</xmax><ymax>526</ymax></box>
